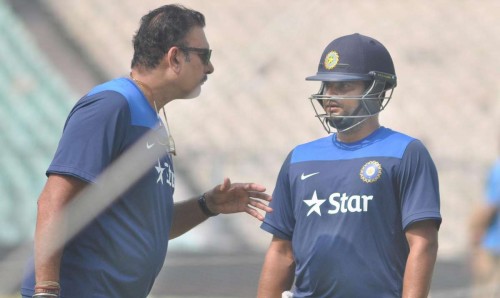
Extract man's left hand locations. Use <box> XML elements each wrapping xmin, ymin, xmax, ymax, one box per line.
<box><xmin>205</xmin><ymin>177</ymin><xmax>272</xmax><ymax>220</ymax></box>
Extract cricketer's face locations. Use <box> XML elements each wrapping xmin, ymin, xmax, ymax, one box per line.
<box><xmin>321</xmin><ymin>81</ymin><xmax>366</xmax><ymax>118</ymax></box>
<box><xmin>177</xmin><ymin>26</ymin><xmax>214</xmax><ymax>99</ymax></box>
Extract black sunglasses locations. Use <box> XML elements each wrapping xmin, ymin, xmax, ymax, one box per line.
<box><xmin>177</xmin><ymin>46</ymin><xmax>212</xmax><ymax>65</ymax></box>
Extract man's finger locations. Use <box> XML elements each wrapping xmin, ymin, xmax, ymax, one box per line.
<box><xmin>219</xmin><ymin>177</ymin><xmax>231</xmax><ymax>192</ymax></box>
<box><xmin>248</xmin><ymin>191</ymin><xmax>272</xmax><ymax>202</ymax></box>
<box><xmin>245</xmin><ymin>206</ymin><xmax>265</xmax><ymax>221</ymax></box>
<box><xmin>249</xmin><ymin>199</ymin><xmax>273</xmax><ymax>213</ymax></box>
<box><xmin>243</xmin><ymin>182</ymin><xmax>267</xmax><ymax>192</ymax></box>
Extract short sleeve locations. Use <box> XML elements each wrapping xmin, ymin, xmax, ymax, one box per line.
<box><xmin>261</xmin><ymin>152</ymin><xmax>295</xmax><ymax>240</ymax></box>
<box><xmin>398</xmin><ymin>140</ymin><xmax>442</xmax><ymax>230</ymax></box>
<box><xmin>48</xmin><ymin>91</ymin><xmax>130</xmax><ymax>182</ymax></box>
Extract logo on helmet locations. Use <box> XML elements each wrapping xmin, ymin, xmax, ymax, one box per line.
<box><xmin>360</xmin><ymin>161</ymin><xmax>382</xmax><ymax>183</ymax></box>
<box><xmin>324</xmin><ymin>50</ymin><xmax>339</xmax><ymax>70</ymax></box>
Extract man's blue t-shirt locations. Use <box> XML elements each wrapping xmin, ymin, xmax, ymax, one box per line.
<box><xmin>21</xmin><ymin>78</ymin><xmax>175</xmax><ymax>297</ymax></box>
<box><xmin>261</xmin><ymin>127</ymin><xmax>441</xmax><ymax>298</ymax></box>
<box><xmin>483</xmin><ymin>159</ymin><xmax>500</xmax><ymax>254</ymax></box>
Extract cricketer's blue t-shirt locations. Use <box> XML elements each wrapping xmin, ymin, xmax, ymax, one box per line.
<box><xmin>21</xmin><ymin>78</ymin><xmax>175</xmax><ymax>298</ymax></box>
<box><xmin>261</xmin><ymin>127</ymin><xmax>441</xmax><ymax>298</ymax></box>
<box><xmin>482</xmin><ymin>159</ymin><xmax>500</xmax><ymax>254</ymax></box>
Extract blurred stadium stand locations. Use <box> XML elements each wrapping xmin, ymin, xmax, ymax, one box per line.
<box><xmin>0</xmin><ymin>0</ymin><xmax>79</xmax><ymax>293</ymax></box>
<box><xmin>0</xmin><ymin>0</ymin><xmax>76</xmax><ymax>255</ymax></box>
<box><xmin>1</xmin><ymin>0</ymin><xmax>499</xmax><ymax>296</ymax></box>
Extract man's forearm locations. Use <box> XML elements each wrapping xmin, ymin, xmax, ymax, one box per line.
<box><xmin>34</xmin><ymin>207</ymin><xmax>64</xmax><ymax>284</ymax></box>
<box><xmin>257</xmin><ymin>263</ymin><xmax>294</xmax><ymax>297</ymax></box>
<box><xmin>32</xmin><ymin>175</ymin><xmax>88</xmax><ymax>296</ymax></box>
<box><xmin>257</xmin><ymin>243</ymin><xmax>295</xmax><ymax>297</ymax></box>
<box><xmin>402</xmin><ymin>242</ymin><xmax>438</xmax><ymax>298</ymax></box>
<box><xmin>33</xmin><ymin>205</ymin><xmax>65</xmax><ymax>298</ymax></box>
<box><xmin>169</xmin><ymin>197</ymin><xmax>210</xmax><ymax>239</ymax></box>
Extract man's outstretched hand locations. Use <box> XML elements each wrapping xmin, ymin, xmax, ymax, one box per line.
<box><xmin>205</xmin><ymin>177</ymin><xmax>272</xmax><ymax>221</ymax></box>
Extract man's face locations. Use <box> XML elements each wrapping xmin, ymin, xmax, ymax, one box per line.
<box><xmin>321</xmin><ymin>81</ymin><xmax>366</xmax><ymax>117</ymax></box>
<box><xmin>177</xmin><ymin>26</ymin><xmax>214</xmax><ymax>99</ymax></box>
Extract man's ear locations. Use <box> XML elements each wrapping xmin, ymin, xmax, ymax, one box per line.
<box><xmin>166</xmin><ymin>47</ymin><xmax>182</xmax><ymax>72</ymax></box>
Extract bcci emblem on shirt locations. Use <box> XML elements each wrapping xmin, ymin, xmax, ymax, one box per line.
<box><xmin>360</xmin><ymin>161</ymin><xmax>382</xmax><ymax>183</ymax></box>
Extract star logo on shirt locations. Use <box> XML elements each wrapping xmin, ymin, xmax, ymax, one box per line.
<box><xmin>303</xmin><ymin>191</ymin><xmax>326</xmax><ymax>216</ymax></box>
<box><xmin>155</xmin><ymin>159</ymin><xmax>165</xmax><ymax>184</ymax></box>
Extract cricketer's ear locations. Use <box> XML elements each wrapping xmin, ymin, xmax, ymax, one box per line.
<box><xmin>166</xmin><ymin>46</ymin><xmax>182</xmax><ymax>73</ymax></box>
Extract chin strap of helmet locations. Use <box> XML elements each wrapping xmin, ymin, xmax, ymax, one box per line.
<box><xmin>327</xmin><ymin>103</ymin><xmax>365</xmax><ymax>131</ymax></box>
